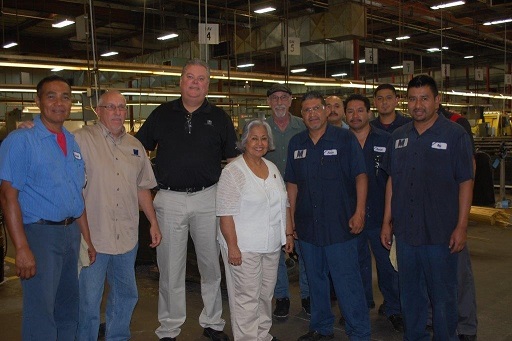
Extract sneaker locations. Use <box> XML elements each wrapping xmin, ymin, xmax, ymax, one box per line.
<box><xmin>388</xmin><ymin>314</ymin><xmax>404</xmax><ymax>332</ymax></box>
<box><xmin>203</xmin><ymin>327</ymin><xmax>230</xmax><ymax>341</ymax></box>
<box><xmin>301</xmin><ymin>297</ymin><xmax>311</xmax><ymax>316</ymax></box>
<box><xmin>273</xmin><ymin>297</ymin><xmax>290</xmax><ymax>319</ymax></box>
<box><xmin>297</xmin><ymin>331</ymin><xmax>334</xmax><ymax>340</ymax></box>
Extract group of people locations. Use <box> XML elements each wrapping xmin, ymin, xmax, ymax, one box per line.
<box><xmin>0</xmin><ymin>58</ymin><xmax>477</xmax><ymax>341</ymax></box>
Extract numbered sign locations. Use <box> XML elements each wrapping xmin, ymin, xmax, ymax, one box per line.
<box><xmin>475</xmin><ymin>68</ymin><xmax>484</xmax><ymax>81</ymax></box>
<box><xmin>287</xmin><ymin>37</ymin><xmax>301</xmax><ymax>56</ymax></box>
<box><xmin>505</xmin><ymin>74</ymin><xmax>512</xmax><ymax>85</ymax></box>
<box><xmin>198</xmin><ymin>24</ymin><xmax>219</xmax><ymax>44</ymax></box>
<box><xmin>441</xmin><ymin>64</ymin><xmax>450</xmax><ymax>78</ymax></box>
<box><xmin>403</xmin><ymin>61</ymin><xmax>414</xmax><ymax>75</ymax></box>
<box><xmin>365</xmin><ymin>48</ymin><xmax>378</xmax><ymax>64</ymax></box>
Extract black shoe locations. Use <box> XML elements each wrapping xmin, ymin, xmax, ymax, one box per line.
<box><xmin>273</xmin><ymin>297</ymin><xmax>290</xmax><ymax>319</ymax></box>
<box><xmin>160</xmin><ymin>338</ymin><xmax>177</xmax><ymax>341</ymax></box>
<box><xmin>203</xmin><ymin>327</ymin><xmax>230</xmax><ymax>341</ymax></box>
<box><xmin>388</xmin><ymin>314</ymin><xmax>404</xmax><ymax>332</ymax></box>
<box><xmin>378</xmin><ymin>303</ymin><xmax>386</xmax><ymax>316</ymax></box>
<box><xmin>338</xmin><ymin>314</ymin><xmax>345</xmax><ymax>326</ymax></box>
<box><xmin>459</xmin><ymin>335</ymin><xmax>477</xmax><ymax>341</ymax></box>
<box><xmin>297</xmin><ymin>331</ymin><xmax>334</xmax><ymax>340</ymax></box>
<box><xmin>301</xmin><ymin>297</ymin><xmax>311</xmax><ymax>316</ymax></box>
<box><xmin>98</xmin><ymin>322</ymin><xmax>106</xmax><ymax>338</ymax></box>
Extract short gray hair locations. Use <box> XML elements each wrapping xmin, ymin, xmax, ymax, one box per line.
<box><xmin>181</xmin><ymin>58</ymin><xmax>211</xmax><ymax>78</ymax></box>
<box><xmin>237</xmin><ymin>119</ymin><xmax>275</xmax><ymax>152</ymax></box>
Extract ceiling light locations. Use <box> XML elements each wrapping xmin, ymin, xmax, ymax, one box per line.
<box><xmin>51</xmin><ymin>68</ymin><xmax>64</xmax><ymax>72</ymax></box>
<box><xmin>290</xmin><ymin>68</ymin><xmax>307</xmax><ymax>73</ymax></box>
<box><xmin>483</xmin><ymin>18</ymin><xmax>512</xmax><ymax>26</ymax></box>
<box><xmin>391</xmin><ymin>65</ymin><xmax>403</xmax><ymax>69</ymax></box>
<box><xmin>427</xmin><ymin>47</ymin><xmax>449</xmax><ymax>52</ymax></box>
<box><xmin>396</xmin><ymin>35</ymin><xmax>410</xmax><ymax>40</ymax></box>
<box><xmin>3</xmin><ymin>42</ymin><xmax>17</xmax><ymax>49</ymax></box>
<box><xmin>101</xmin><ymin>51</ymin><xmax>118</xmax><ymax>57</ymax></box>
<box><xmin>385</xmin><ymin>38</ymin><xmax>393</xmax><ymax>42</ymax></box>
<box><xmin>464</xmin><ymin>55</ymin><xmax>474</xmax><ymax>59</ymax></box>
<box><xmin>157</xmin><ymin>33</ymin><xmax>179</xmax><ymax>40</ymax></box>
<box><xmin>52</xmin><ymin>19</ymin><xmax>75</xmax><ymax>28</ymax></box>
<box><xmin>442</xmin><ymin>46</ymin><xmax>449</xmax><ymax>50</ymax></box>
<box><xmin>431</xmin><ymin>1</ymin><xmax>465</xmax><ymax>10</ymax></box>
<box><xmin>331</xmin><ymin>73</ymin><xmax>348</xmax><ymax>77</ymax></box>
<box><xmin>254</xmin><ymin>7</ymin><xmax>276</xmax><ymax>14</ymax></box>
<box><xmin>351</xmin><ymin>59</ymin><xmax>366</xmax><ymax>64</ymax></box>
<box><xmin>237</xmin><ymin>63</ymin><xmax>255</xmax><ymax>68</ymax></box>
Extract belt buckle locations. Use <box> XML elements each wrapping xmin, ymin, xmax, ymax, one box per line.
<box><xmin>64</xmin><ymin>217</ymin><xmax>73</xmax><ymax>226</ymax></box>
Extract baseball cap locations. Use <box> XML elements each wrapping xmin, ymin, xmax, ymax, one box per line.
<box><xmin>267</xmin><ymin>83</ymin><xmax>292</xmax><ymax>97</ymax></box>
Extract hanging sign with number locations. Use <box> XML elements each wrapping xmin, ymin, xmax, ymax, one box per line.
<box><xmin>198</xmin><ymin>24</ymin><xmax>219</xmax><ymax>44</ymax></box>
<box><xmin>403</xmin><ymin>61</ymin><xmax>414</xmax><ymax>75</ymax></box>
<box><xmin>365</xmin><ymin>48</ymin><xmax>378</xmax><ymax>64</ymax></box>
<box><xmin>287</xmin><ymin>37</ymin><xmax>301</xmax><ymax>56</ymax></box>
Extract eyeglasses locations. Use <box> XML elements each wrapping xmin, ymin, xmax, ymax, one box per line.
<box><xmin>184</xmin><ymin>113</ymin><xmax>192</xmax><ymax>134</ymax></box>
<box><xmin>301</xmin><ymin>105</ymin><xmax>324</xmax><ymax>114</ymax></box>
<box><xmin>269</xmin><ymin>95</ymin><xmax>290</xmax><ymax>102</ymax></box>
<box><xmin>98</xmin><ymin>104</ymin><xmax>128</xmax><ymax>112</ymax></box>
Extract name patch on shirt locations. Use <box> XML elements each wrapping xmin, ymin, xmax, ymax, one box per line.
<box><xmin>324</xmin><ymin>149</ymin><xmax>337</xmax><ymax>156</ymax></box>
<box><xmin>431</xmin><ymin>142</ymin><xmax>447</xmax><ymax>150</ymax></box>
<box><xmin>294</xmin><ymin>149</ymin><xmax>307</xmax><ymax>159</ymax></box>
<box><xmin>374</xmin><ymin>146</ymin><xmax>386</xmax><ymax>153</ymax></box>
<box><xmin>395</xmin><ymin>138</ymin><xmax>408</xmax><ymax>149</ymax></box>
<box><xmin>132</xmin><ymin>149</ymin><xmax>140</xmax><ymax>157</ymax></box>
<box><xmin>73</xmin><ymin>151</ymin><xmax>82</xmax><ymax>160</ymax></box>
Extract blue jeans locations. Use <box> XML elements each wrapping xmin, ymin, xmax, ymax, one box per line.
<box><xmin>274</xmin><ymin>240</ymin><xmax>309</xmax><ymax>299</ymax></box>
<box><xmin>21</xmin><ymin>222</ymin><xmax>81</xmax><ymax>341</ymax></box>
<box><xmin>299</xmin><ymin>239</ymin><xmax>370</xmax><ymax>340</ymax></box>
<box><xmin>357</xmin><ymin>228</ymin><xmax>400</xmax><ymax>316</ymax></box>
<box><xmin>396</xmin><ymin>239</ymin><xmax>458</xmax><ymax>341</ymax></box>
<box><xmin>77</xmin><ymin>244</ymin><xmax>139</xmax><ymax>341</ymax></box>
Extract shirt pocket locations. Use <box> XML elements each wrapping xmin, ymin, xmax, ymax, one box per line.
<box><xmin>320</xmin><ymin>155</ymin><xmax>340</xmax><ymax>180</ymax></box>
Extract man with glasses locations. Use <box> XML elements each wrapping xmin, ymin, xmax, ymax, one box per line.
<box><xmin>136</xmin><ymin>59</ymin><xmax>238</xmax><ymax>341</ymax></box>
<box><xmin>75</xmin><ymin>90</ymin><xmax>162</xmax><ymax>340</ymax></box>
<box><xmin>285</xmin><ymin>91</ymin><xmax>370</xmax><ymax>340</ymax></box>
<box><xmin>263</xmin><ymin>83</ymin><xmax>310</xmax><ymax>319</ymax></box>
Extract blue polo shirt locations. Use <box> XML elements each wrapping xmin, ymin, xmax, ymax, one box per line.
<box><xmin>0</xmin><ymin>115</ymin><xmax>85</xmax><ymax>224</ymax></box>
<box><xmin>363</xmin><ymin>127</ymin><xmax>391</xmax><ymax>229</ymax></box>
<box><xmin>285</xmin><ymin>125</ymin><xmax>366</xmax><ymax>246</ymax></box>
<box><xmin>370</xmin><ymin>111</ymin><xmax>411</xmax><ymax>133</ymax></box>
<box><xmin>382</xmin><ymin>114</ymin><xmax>474</xmax><ymax>246</ymax></box>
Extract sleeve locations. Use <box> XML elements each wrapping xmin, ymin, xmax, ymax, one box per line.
<box><xmin>135</xmin><ymin>109</ymin><xmax>159</xmax><ymax>151</ymax></box>
<box><xmin>456</xmin><ymin>117</ymin><xmax>475</xmax><ymax>153</ymax></box>
<box><xmin>0</xmin><ymin>132</ymin><xmax>30</xmax><ymax>190</ymax></box>
<box><xmin>453</xmin><ymin>131</ymin><xmax>474</xmax><ymax>183</ymax></box>
<box><xmin>216</xmin><ymin>166</ymin><xmax>242</xmax><ymax>216</ymax></box>
<box><xmin>136</xmin><ymin>144</ymin><xmax>158</xmax><ymax>190</ymax></box>
<box><xmin>221</xmin><ymin>111</ymin><xmax>240</xmax><ymax>159</ymax></box>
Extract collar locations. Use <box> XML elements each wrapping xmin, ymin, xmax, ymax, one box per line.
<box><xmin>298</xmin><ymin>123</ymin><xmax>337</xmax><ymax>144</ymax></box>
<box><xmin>34</xmin><ymin>115</ymin><xmax>69</xmax><ymax>139</ymax></box>
<box><xmin>404</xmin><ymin>113</ymin><xmax>445</xmax><ymax>136</ymax></box>
<box><xmin>174</xmin><ymin>97</ymin><xmax>211</xmax><ymax>114</ymax></box>
<box><xmin>97</xmin><ymin>121</ymin><xmax>126</xmax><ymax>142</ymax></box>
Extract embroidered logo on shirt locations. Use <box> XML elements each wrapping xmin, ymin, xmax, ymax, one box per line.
<box><xmin>294</xmin><ymin>149</ymin><xmax>307</xmax><ymax>159</ymax></box>
<box><xmin>395</xmin><ymin>138</ymin><xmax>408</xmax><ymax>149</ymax></box>
<box><xmin>73</xmin><ymin>151</ymin><xmax>82</xmax><ymax>160</ymax></box>
<box><xmin>206</xmin><ymin>120</ymin><xmax>213</xmax><ymax>126</ymax></box>
<box><xmin>133</xmin><ymin>149</ymin><xmax>139</xmax><ymax>156</ymax></box>
<box><xmin>431</xmin><ymin>142</ymin><xmax>447</xmax><ymax>150</ymax></box>
<box><xmin>324</xmin><ymin>149</ymin><xmax>337</xmax><ymax>156</ymax></box>
<box><xmin>374</xmin><ymin>146</ymin><xmax>386</xmax><ymax>153</ymax></box>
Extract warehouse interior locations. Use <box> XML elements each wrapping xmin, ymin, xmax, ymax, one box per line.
<box><xmin>1</xmin><ymin>0</ymin><xmax>512</xmax><ymax>340</ymax></box>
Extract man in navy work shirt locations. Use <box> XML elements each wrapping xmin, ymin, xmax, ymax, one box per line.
<box><xmin>344</xmin><ymin>94</ymin><xmax>403</xmax><ymax>332</ymax></box>
<box><xmin>136</xmin><ymin>58</ymin><xmax>238</xmax><ymax>341</ymax></box>
<box><xmin>381</xmin><ymin>75</ymin><xmax>474</xmax><ymax>341</ymax></box>
<box><xmin>370</xmin><ymin>83</ymin><xmax>411</xmax><ymax>133</ymax></box>
<box><xmin>285</xmin><ymin>91</ymin><xmax>370</xmax><ymax>341</ymax></box>
<box><xmin>0</xmin><ymin>75</ymin><xmax>94</xmax><ymax>340</ymax></box>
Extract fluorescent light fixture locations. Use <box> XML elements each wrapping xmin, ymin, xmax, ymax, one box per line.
<box><xmin>351</xmin><ymin>59</ymin><xmax>366</xmax><ymax>64</ymax></box>
<box><xmin>396</xmin><ymin>35</ymin><xmax>410</xmax><ymax>40</ymax></box>
<box><xmin>385</xmin><ymin>38</ymin><xmax>393</xmax><ymax>42</ymax></box>
<box><xmin>442</xmin><ymin>46</ymin><xmax>449</xmax><ymax>50</ymax></box>
<box><xmin>101</xmin><ymin>51</ymin><xmax>118</xmax><ymax>57</ymax></box>
<box><xmin>157</xmin><ymin>33</ymin><xmax>179</xmax><ymax>40</ymax></box>
<box><xmin>483</xmin><ymin>18</ymin><xmax>512</xmax><ymax>26</ymax></box>
<box><xmin>3</xmin><ymin>42</ymin><xmax>17</xmax><ymax>49</ymax></box>
<box><xmin>391</xmin><ymin>65</ymin><xmax>403</xmax><ymax>69</ymax></box>
<box><xmin>52</xmin><ymin>19</ymin><xmax>75</xmax><ymax>28</ymax></box>
<box><xmin>290</xmin><ymin>68</ymin><xmax>307</xmax><ymax>73</ymax></box>
<box><xmin>464</xmin><ymin>55</ymin><xmax>474</xmax><ymax>59</ymax></box>
<box><xmin>427</xmin><ymin>47</ymin><xmax>447</xmax><ymax>52</ymax></box>
<box><xmin>254</xmin><ymin>7</ymin><xmax>276</xmax><ymax>14</ymax></box>
<box><xmin>51</xmin><ymin>68</ymin><xmax>64</xmax><ymax>72</ymax></box>
<box><xmin>237</xmin><ymin>63</ymin><xmax>255</xmax><ymax>68</ymax></box>
<box><xmin>331</xmin><ymin>73</ymin><xmax>347</xmax><ymax>77</ymax></box>
<box><xmin>431</xmin><ymin>1</ymin><xmax>465</xmax><ymax>10</ymax></box>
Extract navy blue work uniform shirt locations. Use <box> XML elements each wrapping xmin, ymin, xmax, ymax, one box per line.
<box><xmin>382</xmin><ymin>114</ymin><xmax>474</xmax><ymax>246</ymax></box>
<box><xmin>285</xmin><ymin>125</ymin><xmax>366</xmax><ymax>246</ymax></box>
<box><xmin>370</xmin><ymin>111</ymin><xmax>411</xmax><ymax>133</ymax></box>
<box><xmin>363</xmin><ymin>127</ymin><xmax>391</xmax><ymax>229</ymax></box>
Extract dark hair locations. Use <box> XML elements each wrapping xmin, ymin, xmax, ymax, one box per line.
<box><xmin>374</xmin><ymin>83</ymin><xmax>397</xmax><ymax>97</ymax></box>
<box><xmin>407</xmin><ymin>75</ymin><xmax>439</xmax><ymax>97</ymax></box>
<box><xmin>301</xmin><ymin>91</ymin><xmax>326</xmax><ymax>105</ymax></box>
<box><xmin>344</xmin><ymin>93</ymin><xmax>371</xmax><ymax>112</ymax></box>
<box><xmin>237</xmin><ymin>119</ymin><xmax>275</xmax><ymax>152</ymax></box>
<box><xmin>36</xmin><ymin>75</ymin><xmax>71</xmax><ymax>98</ymax></box>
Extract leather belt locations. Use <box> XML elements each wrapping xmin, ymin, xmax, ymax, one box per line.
<box><xmin>35</xmin><ymin>217</ymin><xmax>76</xmax><ymax>226</ymax></box>
<box><xmin>158</xmin><ymin>184</ymin><xmax>214</xmax><ymax>193</ymax></box>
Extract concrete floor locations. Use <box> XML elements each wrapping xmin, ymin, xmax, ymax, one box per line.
<box><xmin>1</xmin><ymin>218</ymin><xmax>512</xmax><ymax>340</ymax></box>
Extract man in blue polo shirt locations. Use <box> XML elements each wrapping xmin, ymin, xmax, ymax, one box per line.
<box><xmin>381</xmin><ymin>75</ymin><xmax>474</xmax><ymax>341</ymax></box>
<box><xmin>344</xmin><ymin>94</ymin><xmax>402</xmax><ymax>332</ymax></box>
<box><xmin>0</xmin><ymin>75</ymin><xmax>94</xmax><ymax>340</ymax></box>
<box><xmin>285</xmin><ymin>91</ymin><xmax>370</xmax><ymax>341</ymax></box>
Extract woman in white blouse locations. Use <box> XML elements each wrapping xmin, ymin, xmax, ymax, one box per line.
<box><xmin>216</xmin><ymin>119</ymin><xmax>294</xmax><ymax>341</ymax></box>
